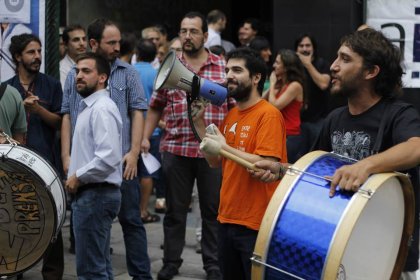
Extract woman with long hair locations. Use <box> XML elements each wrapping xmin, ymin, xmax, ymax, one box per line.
<box><xmin>264</xmin><ymin>49</ymin><xmax>305</xmax><ymax>163</ymax></box>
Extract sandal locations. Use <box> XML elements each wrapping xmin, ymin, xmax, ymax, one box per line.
<box><xmin>141</xmin><ymin>212</ymin><xmax>161</xmax><ymax>224</ymax></box>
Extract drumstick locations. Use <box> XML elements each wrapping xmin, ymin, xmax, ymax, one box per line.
<box><xmin>200</xmin><ymin>137</ymin><xmax>261</xmax><ymax>171</ymax></box>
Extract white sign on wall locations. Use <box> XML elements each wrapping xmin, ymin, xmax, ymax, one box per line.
<box><xmin>0</xmin><ymin>0</ymin><xmax>45</xmax><ymax>82</ymax></box>
<box><xmin>0</xmin><ymin>0</ymin><xmax>31</xmax><ymax>23</ymax></box>
<box><xmin>367</xmin><ymin>0</ymin><xmax>420</xmax><ymax>88</ymax></box>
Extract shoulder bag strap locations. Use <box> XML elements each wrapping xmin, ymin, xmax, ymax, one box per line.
<box><xmin>372</xmin><ymin>101</ymin><xmax>390</xmax><ymax>154</ymax></box>
<box><xmin>0</xmin><ymin>83</ymin><xmax>7</xmax><ymax>101</ymax></box>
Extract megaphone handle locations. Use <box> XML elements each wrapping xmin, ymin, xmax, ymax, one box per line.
<box><xmin>219</xmin><ymin>149</ymin><xmax>262</xmax><ymax>172</ymax></box>
<box><xmin>191</xmin><ymin>74</ymin><xmax>200</xmax><ymax>100</ymax></box>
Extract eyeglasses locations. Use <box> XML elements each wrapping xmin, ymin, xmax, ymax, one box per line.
<box><xmin>170</xmin><ymin>47</ymin><xmax>183</xmax><ymax>53</ymax></box>
<box><xmin>179</xmin><ymin>29</ymin><xmax>202</xmax><ymax>37</ymax></box>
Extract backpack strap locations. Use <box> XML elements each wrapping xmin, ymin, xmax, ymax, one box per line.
<box><xmin>0</xmin><ymin>83</ymin><xmax>7</xmax><ymax>101</ymax></box>
<box><xmin>371</xmin><ymin>100</ymin><xmax>411</xmax><ymax>154</ymax></box>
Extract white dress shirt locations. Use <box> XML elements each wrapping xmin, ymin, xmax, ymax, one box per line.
<box><xmin>68</xmin><ymin>89</ymin><xmax>123</xmax><ymax>186</ymax></box>
<box><xmin>59</xmin><ymin>54</ymin><xmax>75</xmax><ymax>89</ymax></box>
<box><xmin>205</xmin><ymin>27</ymin><xmax>222</xmax><ymax>49</ymax></box>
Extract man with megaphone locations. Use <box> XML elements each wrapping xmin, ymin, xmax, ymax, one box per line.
<box><xmin>141</xmin><ymin>11</ymin><xmax>235</xmax><ymax>280</ymax></box>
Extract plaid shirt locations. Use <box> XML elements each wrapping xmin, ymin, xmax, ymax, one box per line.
<box><xmin>61</xmin><ymin>58</ymin><xmax>148</xmax><ymax>154</ymax></box>
<box><xmin>150</xmin><ymin>52</ymin><xmax>235</xmax><ymax>158</ymax></box>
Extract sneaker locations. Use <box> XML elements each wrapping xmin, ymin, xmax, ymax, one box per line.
<box><xmin>206</xmin><ymin>269</ymin><xmax>222</xmax><ymax>280</ymax></box>
<box><xmin>157</xmin><ymin>264</ymin><xmax>179</xmax><ymax>280</ymax></box>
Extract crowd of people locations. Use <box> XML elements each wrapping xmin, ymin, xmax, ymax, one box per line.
<box><xmin>1</xmin><ymin>7</ymin><xmax>420</xmax><ymax>280</ymax></box>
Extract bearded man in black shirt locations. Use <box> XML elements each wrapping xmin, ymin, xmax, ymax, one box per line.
<box><xmin>253</xmin><ymin>28</ymin><xmax>420</xmax><ymax>279</ymax></box>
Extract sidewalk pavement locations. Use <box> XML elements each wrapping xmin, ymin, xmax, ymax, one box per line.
<box><xmin>10</xmin><ymin>198</ymin><xmax>420</xmax><ymax>279</ymax></box>
<box><xmin>15</xmin><ymin>202</ymin><xmax>205</xmax><ymax>280</ymax></box>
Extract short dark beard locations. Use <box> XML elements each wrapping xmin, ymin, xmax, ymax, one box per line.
<box><xmin>334</xmin><ymin>86</ymin><xmax>357</xmax><ymax>98</ymax></box>
<box><xmin>96</xmin><ymin>47</ymin><xmax>116</xmax><ymax>63</ymax></box>
<box><xmin>228</xmin><ymin>83</ymin><xmax>252</xmax><ymax>103</ymax></box>
<box><xmin>77</xmin><ymin>84</ymin><xmax>96</xmax><ymax>98</ymax></box>
<box><xmin>332</xmin><ymin>71</ymin><xmax>364</xmax><ymax>98</ymax></box>
<box><xmin>21</xmin><ymin>59</ymin><xmax>41</xmax><ymax>74</ymax></box>
<box><xmin>182</xmin><ymin>41</ymin><xmax>202</xmax><ymax>56</ymax></box>
<box><xmin>183</xmin><ymin>46</ymin><xmax>200</xmax><ymax>56</ymax></box>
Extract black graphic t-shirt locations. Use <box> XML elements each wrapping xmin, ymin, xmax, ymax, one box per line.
<box><xmin>316</xmin><ymin>99</ymin><xmax>420</xmax><ymax>158</ymax></box>
<box><xmin>315</xmin><ymin>98</ymin><xmax>420</xmax><ymax>271</ymax></box>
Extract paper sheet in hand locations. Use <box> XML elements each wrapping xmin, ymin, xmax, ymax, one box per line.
<box><xmin>141</xmin><ymin>153</ymin><xmax>161</xmax><ymax>174</ymax></box>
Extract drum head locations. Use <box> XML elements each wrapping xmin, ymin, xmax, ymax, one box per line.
<box><xmin>0</xmin><ymin>158</ymin><xmax>56</xmax><ymax>277</ymax></box>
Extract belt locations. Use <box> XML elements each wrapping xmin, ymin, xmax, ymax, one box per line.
<box><xmin>76</xmin><ymin>182</ymin><xmax>118</xmax><ymax>194</ymax></box>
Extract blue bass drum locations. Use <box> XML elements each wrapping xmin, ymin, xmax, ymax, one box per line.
<box><xmin>251</xmin><ymin>151</ymin><xmax>414</xmax><ymax>280</ymax></box>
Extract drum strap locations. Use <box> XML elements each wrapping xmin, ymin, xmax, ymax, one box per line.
<box><xmin>372</xmin><ymin>101</ymin><xmax>391</xmax><ymax>154</ymax></box>
<box><xmin>0</xmin><ymin>83</ymin><xmax>7</xmax><ymax>101</ymax></box>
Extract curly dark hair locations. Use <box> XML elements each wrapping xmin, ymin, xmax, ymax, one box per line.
<box><xmin>9</xmin><ymin>33</ymin><xmax>42</xmax><ymax>66</ymax></box>
<box><xmin>340</xmin><ymin>29</ymin><xmax>403</xmax><ymax>98</ymax></box>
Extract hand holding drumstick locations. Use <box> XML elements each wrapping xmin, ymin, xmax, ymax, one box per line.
<box><xmin>200</xmin><ymin>125</ymin><xmax>286</xmax><ymax>182</ymax></box>
<box><xmin>200</xmin><ymin>137</ymin><xmax>261</xmax><ymax>171</ymax></box>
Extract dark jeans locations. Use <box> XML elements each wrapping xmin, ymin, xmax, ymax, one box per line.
<box><xmin>72</xmin><ymin>186</ymin><xmax>121</xmax><ymax>279</ymax></box>
<box><xmin>118</xmin><ymin>177</ymin><xmax>152</xmax><ymax>279</ymax></box>
<box><xmin>162</xmin><ymin>152</ymin><xmax>221</xmax><ymax>272</ymax></box>
<box><xmin>300</xmin><ymin>120</ymin><xmax>324</xmax><ymax>153</ymax></box>
<box><xmin>218</xmin><ymin>223</ymin><xmax>258</xmax><ymax>280</ymax></box>
<box><xmin>138</xmin><ymin>134</ymin><xmax>165</xmax><ymax>198</ymax></box>
<box><xmin>151</xmin><ymin>135</ymin><xmax>165</xmax><ymax>199</ymax></box>
<box><xmin>285</xmin><ymin>120</ymin><xmax>325</xmax><ymax>164</ymax></box>
<box><xmin>69</xmin><ymin>194</ymin><xmax>75</xmax><ymax>250</ymax></box>
<box><xmin>42</xmin><ymin>231</ymin><xmax>64</xmax><ymax>280</ymax></box>
<box><xmin>286</xmin><ymin>134</ymin><xmax>302</xmax><ymax>164</ymax></box>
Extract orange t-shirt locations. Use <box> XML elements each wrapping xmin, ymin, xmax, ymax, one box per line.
<box><xmin>218</xmin><ymin>99</ymin><xmax>287</xmax><ymax>230</ymax></box>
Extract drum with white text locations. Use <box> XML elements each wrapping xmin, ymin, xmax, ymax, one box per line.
<box><xmin>0</xmin><ymin>144</ymin><xmax>66</xmax><ymax>277</ymax></box>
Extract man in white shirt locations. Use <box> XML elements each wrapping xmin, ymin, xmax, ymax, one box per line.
<box><xmin>204</xmin><ymin>10</ymin><xmax>226</xmax><ymax>49</ymax></box>
<box><xmin>66</xmin><ymin>52</ymin><xmax>122</xmax><ymax>279</ymax></box>
<box><xmin>59</xmin><ymin>25</ymin><xmax>86</xmax><ymax>88</ymax></box>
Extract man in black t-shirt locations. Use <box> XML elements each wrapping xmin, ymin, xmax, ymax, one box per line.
<box><xmin>294</xmin><ymin>34</ymin><xmax>334</xmax><ymax>161</ymax></box>
<box><xmin>295</xmin><ymin>34</ymin><xmax>331</xmax><ymax>123</ymax></box>
<box><xmin>253</xmin><ymin>29</ymin><xmax>420</xmax><ymax>278</ymax></box>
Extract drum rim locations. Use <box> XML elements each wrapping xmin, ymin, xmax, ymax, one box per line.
<box><xmin>252</xmin><ymin>150</ymin><xmax>327</xmax><ymax>279</ymax></box>
<box><xmin>322</xmin><ymin>172</ymin><xmax>414</xmax><ymax>280</ymax></box>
